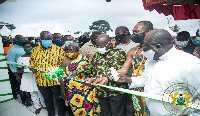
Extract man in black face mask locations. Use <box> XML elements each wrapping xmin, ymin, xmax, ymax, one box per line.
<box><xmin>131</xmin><ymin>21</ymin><xmax>153</xmax><ymax>43</ymax></box>
<box><xmin>115</xmin><ymin>26</ymin><xmax>139</xmax><ymax>54</ymax></box>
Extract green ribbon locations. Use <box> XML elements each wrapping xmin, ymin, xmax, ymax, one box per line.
<box><xmin>0</xmin><ymin>67</ymin><xmax>8</xmax><ymax>69</ymax></box>
<box><xmin>0</xmin><ymin>53</ymin><xmax>5</xmax><ymax>56</ymax></box>
<box><xmin>0</xmin><ymin>93</ymin><xmax>12</xmax><ymax>96</ymax></box>
<box><xmin>0</xmin><ymin>79</ymin><xmax>10</xmax><ymax>82</ymax></box>
<box><xmin>0</xmin><ymin>98</ymin><xmax>14</xmax><ymax>104</ymax></box>
<box><xmin>0</xmin><ymin>59</ymin><xmax>6</xmax><ymax>62</ymax></box>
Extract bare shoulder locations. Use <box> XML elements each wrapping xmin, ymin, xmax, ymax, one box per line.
<box><xmin>127</xmin><ymin>47</ymin><xmax>137</xmax><ymax>56</ymax></box>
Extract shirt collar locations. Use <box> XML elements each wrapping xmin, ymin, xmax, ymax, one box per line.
<box><xmin>159</xmin><ymin>46</ymin><xmax>175</xmax><ymax>61</ymax></box>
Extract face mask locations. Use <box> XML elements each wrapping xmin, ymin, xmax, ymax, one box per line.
<box><xmin>24</xmin><ymin>49</ymin><xmax>32</xmax><ymax>54</ymax></box>
<box><xmin>65</xmin><ymin>41</ymin><xmax>73</xmax><ymax>47</ymax></box>
<box><xmin>53</xmin><ymin>39</ymin><xmax>63</xmax><ymax>46</ymax></box>
<box><xmin>16</xmin><ymin>40</ymin><xmax>25</xmax><ymax>46</ymax></box>
<box><xmin>42</xmin><ymin>40</ymin><xmax>52</xmax><ymax>48</ymax></box>
<box><xmin>115</xmin><ymin>34</ymin><xmax>127</xmax><ymax>43</ymax></box>
<box><xmin>67</xmin><ymin>52</ymin><xmax>78</xmax><ymax>59</ymax></box>
<box><xmin>31</xmin><ymin>40</ymin><xmax>35</xmax><ymax>44</ymax></box>
<box><xmin>142</xmin><ymin>50</ymin><xmax>155</xmax><ymax>60</ymax></box>
<box><xmin>3</xmin><ymin>40</ymin><xmax>9</xmax><ymax>46</ymax></box>
<box><xmin>175</xmin><ymin>40</ymin><xmax>188</xmax><ymax>48</ymax></box>
<box><xmin>131</xmin><ymin>32</ymin><xmax>146</xmax><ymax>43</ymax></box>
<box><xmin>97</xmin><ymin>47</ymin><xmax>107</xmax><ymax>54</ymax></box>
<box><xmin>77</xmin><ymin>43</ymin><xmax>79</xmax><ymax>46</ymax></box>
<box><xmin>195</xmin><ymin>37</ymin><xmax>200</xmax><ymax>45</ymax></box>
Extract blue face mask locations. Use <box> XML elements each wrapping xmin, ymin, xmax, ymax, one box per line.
<box><xmin>65</xmin><ymin>41</ymin><xmax>73</xmax><ymax>47</ymax></box>
<box><xmin>31</xmin><ymin>40</ymin><xmax>35</xmax><ymax>44</ymax></box>
<box><xmin>195</xmin><ymin>37</ymin><xmax>200</xmax><ymax>45</ymax></box>
<box><xmin>42</xmin><ymin>40</ymin><xmax>52</xmax><ymax>48</ymax></box>
<box><xmin>53</xmin><ymin>39</ymin><xmax>63</xmax><ymax>46</ymax></box>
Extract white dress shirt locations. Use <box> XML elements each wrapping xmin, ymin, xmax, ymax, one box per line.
<box><xmin>130</xmin><ymin>46</ymin><xmax>200</xmax><ymax>116</ymax></box>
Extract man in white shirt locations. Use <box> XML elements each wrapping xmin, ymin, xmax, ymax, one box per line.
<box><xmin>117</xmin><ymin>29</ymin><xmax>200</xmax><ymax>115</ymax></box>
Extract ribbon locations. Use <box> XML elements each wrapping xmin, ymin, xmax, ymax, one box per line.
<box><xmin>0</xmin><ymin>53</ymin><xmax>5</xmax><ymax>56</ymax></box>
<box><xmin>7</xmin><ymin>61</ymin><xmax>200</xmax><ymax>111</ymax></box>
<box><xmin>0</xmin><ymin>59</ymin><xmax>6</xmax><ymax>62</ymax></box>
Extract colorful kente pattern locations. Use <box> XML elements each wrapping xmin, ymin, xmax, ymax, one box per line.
<box><xmin>193</xmin><ymin>45</ymin><xmax>200</xmax><ymax>58</ymax></box>
<box><xmin>76</xmin><ymin>45</ymin><xmax>128</xmax><ymax>98</ymax></box>
<box><xmin>131</xmin><ymin>53</ymin><xmax>150</xmax><ymax>116</ymax></box>
<box><xmin>65</xmin><ymin>54</ymin><xmax>101</xmax><ymax>116</ymax></box>
<box><xmin>174</xmin><ymin>45</ymin><xmax>184</xmax><ymax>51</ymax></box>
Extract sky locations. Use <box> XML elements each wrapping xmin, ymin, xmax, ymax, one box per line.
<box><xmin>0</xmin><ymin>0</ymin><xmax>200</xmax><ymax>33</ymax></box>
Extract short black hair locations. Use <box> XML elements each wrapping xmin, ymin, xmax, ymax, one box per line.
<box><xmin>177</xmin><ymin>31</ymin><xmax>190</xmax><ymax>39</ymax></box>
<box><xmin>138</xmin><ymin>21</ymin><xmax>153</xmax><ymax>31</ymax></box>
<box><xmin>116</xmin><ymin>26</ymin><xmax>129</xmax><ymax>33</ymax></box>
<box><xmin>40</xmin><ymin>31</ymin><xmax>52</xmax><ymax>38</ymax></box>
<box><xmin>22</xmin><ymin>41</ymin><xmax>34</xmax><ymax>47</ymax></box>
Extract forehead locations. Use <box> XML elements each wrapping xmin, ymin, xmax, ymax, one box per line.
<box><xmin>133</xmin><ymin>23</ymin><xmax>145</xmax><ymax>31</ymax></box>
<box><xmin>67</xmin><ymin>45</ymin><xmax>76</xmax><ymax>50</ymax></box>
<box><xmin>115</xmin><ymin>28</ymin><xmax>124</xmax><ymax>34</ymax></box>
<box><xmin>53</xmin><ymin>34</ymin><xmax>61</xmax><ymax>37</ymax></box>
<box><xmin>41</xmin><ymin>33</ymin><xmax>51</xmax><ymax>38</ymax></box>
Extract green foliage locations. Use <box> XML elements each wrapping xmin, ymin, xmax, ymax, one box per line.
<box><xmin>170</xmin><ymin>24</ymin><xmax>180</xmax><ymax>33</ymax></box>
<box><xmin>74</xmin><ymin>31</ymin><xmax>81</xmax><ymax>34</ymax></box>
<box><xmin>89</xmin><ymin>20</ymin><xmax>113</xmax><ymax>34</ymax></box>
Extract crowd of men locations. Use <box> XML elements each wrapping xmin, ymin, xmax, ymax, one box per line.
<box><xmin>2</xmin><ymin>21</ymin><xmax>200</xmax><ymax>116</ymax></box>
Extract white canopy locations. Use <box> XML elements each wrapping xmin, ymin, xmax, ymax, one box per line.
<box><xmin>189</xmin><ymin>26</ymin><xmax>199</xmax><ymax>36</ymax></box>
<box><xmin>6</xmin><ymin>23</ymin><xmax>38</xmax><ymax>37</ymax></box>
<box><xmin>106</xmin><ymin>30</ymin><xmax>115</xmax><ymax>37</ymax></box>
<box><xmin>164</xmin><ymin>26</ymin><xmax>177</xmax><ymax>37</ymax></box>
<box><xmin>49</xmin><ymin>24</ymin><xmax>71</xmax><ymax>35</ymax></box>
<box><xmin>0</xmin><ymin>25</ymin><xmax>11</xmax><ymax>36</ymax></box>
<box><xmin>33</xmin><ymin>26</ymin><xmax>44</xmax><ymax>36</ymax></box>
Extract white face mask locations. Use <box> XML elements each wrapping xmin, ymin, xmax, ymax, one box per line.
<box><xmin>175</xmin><ymin>40</ymin><xmax>188</xmax><ymax>48</ymax></box>
<box><xmin>97</xmin><ymin>47</ymin><xmax>107</xmax><ymax>54</ymax></box>
<box><xmin>142</xmin><ymin>49</ymin><xmax>155</xmax><ymax>60</ymax></box>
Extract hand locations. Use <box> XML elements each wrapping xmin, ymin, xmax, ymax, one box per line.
<box><xmin>83</xmin><ymin>78</ymin><xmax>94</xmax><ymax>89</ymax></box>
<box><xmin>16</xmin><ymin>75</ymin><xmax>22</xmax><ymax>82</ymax></box>
<box><xmin>117</xmin><ymin>73</ymin><xmax>128</xmax><ymax>83</ymax></box>
<box><xmin>30</xmin><ymin>68</ymin><xmax>37</xmax><ymax>74</ymax></box>
<box><xmin>93</xmin><ymin>77</ymin><xmax>108</xmax><ymax>86</ymax></box>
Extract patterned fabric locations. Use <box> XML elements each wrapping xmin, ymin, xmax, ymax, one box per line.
<box><xmin>79</xmin><ymin>41</ymin><xmax>97</xmax><ymax>59</ymax></box>
<box><xmin>131</xmin><ymin>47</ymin><xmax>150</xmax><ymax>116</ymax></box>
<box><xmin>65</xmin><ymin>54</ymin><xmax>101</xmax><ymax>116</ymax></box>
<box><xmin>30</xmin><ymin>44</ymin><xmax>66</xmax><ymax>87</ymax></box>
<box><xmin>174</xmin><ymin>45</ymin><xmax>184</xmax><ymax>51</ymax></box>
<box><xmin>193</xmin><ymin>45</ymin><xmax>200</xmax><ymax>58</ymax></box>
<box><xmin>77</xmin><ymin>45</ymin><xmax>128</xmax><ymax>98</ymax></box>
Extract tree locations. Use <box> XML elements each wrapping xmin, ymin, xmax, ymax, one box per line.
<box><xmin>170</xmin><ymin>24</ymin><xmax>180</xmax><ymax>33</ymax></box>
<box><xmin>89</xmin><ymin>20</ymin><xmax>113</xmax><ymax>34</ymax></box>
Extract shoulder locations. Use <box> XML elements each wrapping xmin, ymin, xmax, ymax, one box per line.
<box><xmin>127</xmin><ymin>47</ymin><xmax>137</xmax><ymax>56</ymax></box>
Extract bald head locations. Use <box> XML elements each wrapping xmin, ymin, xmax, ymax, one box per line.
<box><xmin>96</xmin><ymin>34</ymin><xmax>110</xmax><ymax>46</ymax></box>
<box><xmin>144</xmin><ymin>29</ymin><xmax>172</xmax><ymax>45</ymax></box>
<box><xmin>67</xmin><ymin>43</ymin><xmax>79</xmax><ymax>52</ymax></box>
<box><xmin>143</xmin><ymin>29</ymin><xmax>173</xmax><ymax>60</ymax></box>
